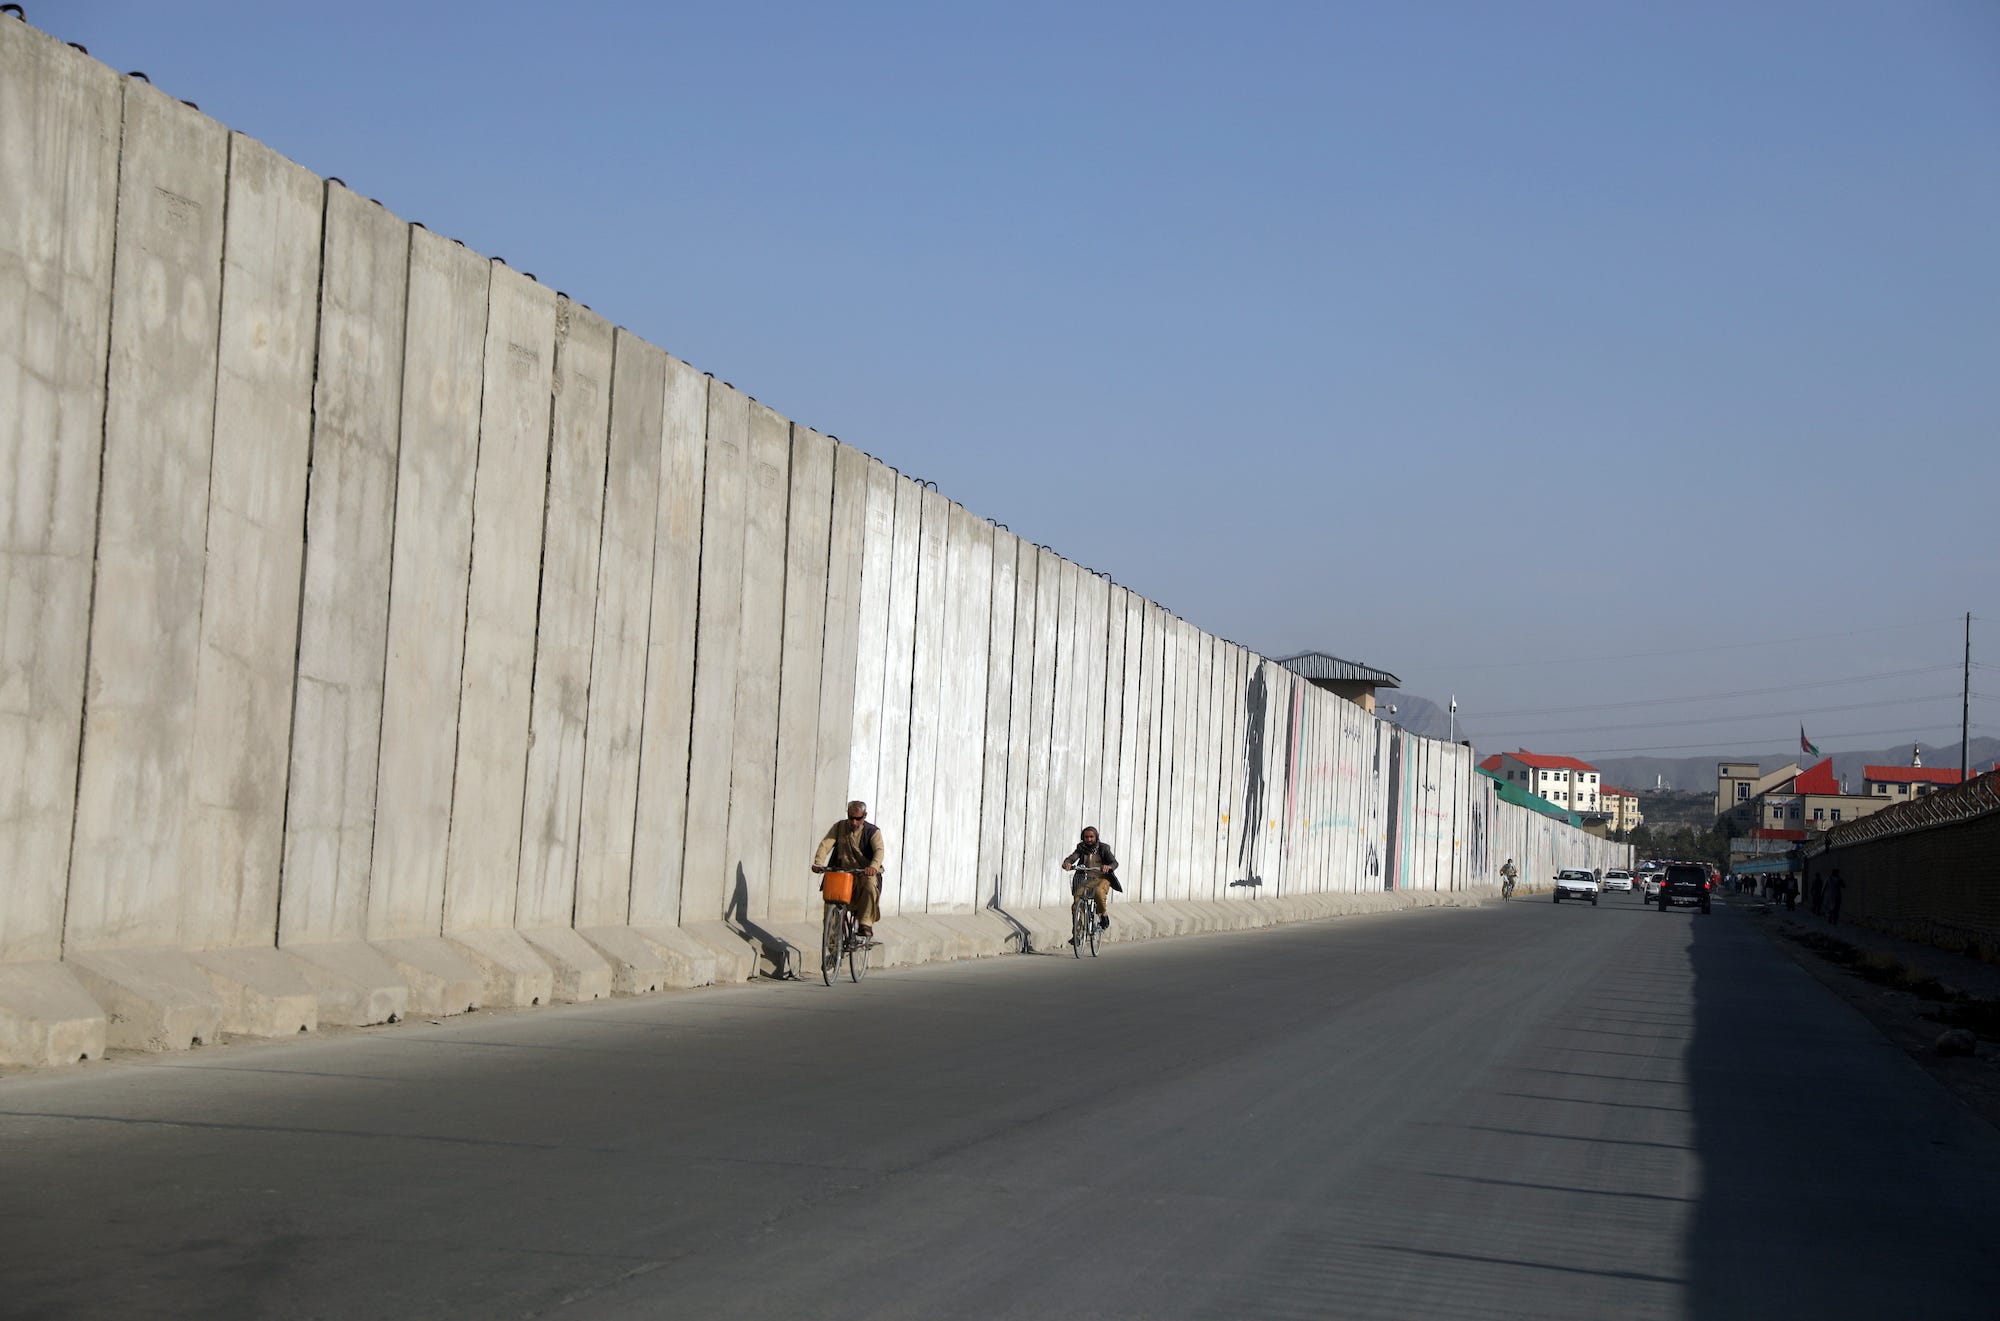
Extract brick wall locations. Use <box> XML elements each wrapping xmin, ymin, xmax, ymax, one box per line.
<box><xmin>1817</xmin><ymin>810</ymin><xmax>2000</xmax><ymax>954</ymax></box>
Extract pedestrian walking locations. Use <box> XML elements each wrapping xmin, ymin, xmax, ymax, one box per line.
<box><xmin>1827</xmin><ymin>868</ymin><xmax>1846</xmax><ymax>926</ymax></box>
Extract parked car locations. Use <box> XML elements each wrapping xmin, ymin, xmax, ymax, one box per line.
<box><xmin>1601</xmin><ymin>869</ymin><xmax>1635</xmax><ymax>893</ymax></box>
<box><xmin>1553</xmin><ymin>869</ymin><xmax>1600</xmax><ymax>905</ymax></box>
<box><xmin>1656</xmin><ymin>862</ymin><xmax>1712</xmax><ymax>914</ymax></box>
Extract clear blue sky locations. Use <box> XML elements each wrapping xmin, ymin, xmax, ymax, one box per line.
<box><xmin>46</xmin><ymin>0</ymin><xmax>2000</xmax><ymax>763</ymax></box>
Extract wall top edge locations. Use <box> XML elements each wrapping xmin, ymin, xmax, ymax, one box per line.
<box><xmin>9</xmin><ymin>10</ymin><xmax>1467</xmax><ymax>725</ymax></box>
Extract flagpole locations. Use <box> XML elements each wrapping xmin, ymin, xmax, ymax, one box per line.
<box><xmin>1963</xmin><ymin>612</ymin><xmax>1972</xmax><ymax>783</ymax></box>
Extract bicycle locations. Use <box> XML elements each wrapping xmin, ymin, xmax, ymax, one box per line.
<box><xmin>1501</xmin><ymin>874</ymin><xmax>1516</xmax><ymax>901</ymax></box>
<box><xmin>814</xmin><ymin>870</ymin><xmax>873</xmax><ymax>985</ymax></box>
<box><xmin>1067</xmin><ymin>864</ymin><xmax>1107</xmax><ymax>959</ymax></box>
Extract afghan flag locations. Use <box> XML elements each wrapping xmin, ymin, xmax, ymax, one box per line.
<box><xmin>1801</xmin><ymin>726</ymin><xmax>1821</xmax><ymax>758</ymax></box>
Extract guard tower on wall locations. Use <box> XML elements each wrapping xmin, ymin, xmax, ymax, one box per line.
<box><xmin>1276</xmin><ymin>652</ymin><xmax>1402</xmax><ymax>715</ymax></box>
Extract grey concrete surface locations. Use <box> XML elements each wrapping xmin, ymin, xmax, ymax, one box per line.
<box><xmin>572</xmin><ymin>331</ymin><xmax>665</xmax><ymax>931</ymax></box>
<box><xmin>515</xmin><ymin>300</ymin><xmax>613</xmax><ymax>933</ymax></box>
<box><xmin>6</xmin><ymin>896</ymin><xmax>1997</xmax><ymax>1320</ymax></box>
<box><xmin>1</xmin><ymin>26</ymin><xmax>1632</xmax><ymax>1062</ymax></box>
<box><xmin>64</xmin><ymin>80</ymin><xmax>227</xmax><ymax>955</ymax></box>
<box><xmin>625</xmin><ymin>355</ymin><xmax>706</xmax><ymax>930</ymax></box>
<box><xmin>442</xmin><ymin>264</ymin><xmax>556</xmax><ymax>942</ymax></box>
<box><xmin>180</xmin><ymin>134</ymin><xmax>320</xmax><ymax>954</ymax></box>
<box><xmin>279</xmin><ymin>186</ymin><xmax>406</xmax><ymax>951</ymax></box>
<box><xmin>679</xmin><ymin>382</ymin><xmax>749</xmax><ymax>924</ymax></box>
<box><xmin>358</xmin><ymin>221</ymin><xmax>481</xmax><ymax>949</ymax></box>
<box><xmin>0</xmin><ymin>20</ymin><xmax>119</xmax><ymax>970</ymax></box>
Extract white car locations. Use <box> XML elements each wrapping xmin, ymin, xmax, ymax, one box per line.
<box><xmin>1601</xmin><ymin>869</ymin><xmax>1635</xmax><ymax>893</ymax></box>
<box><xmin>1553</xmin><ymin>870</ymin><xmax>1600</xmax><ymax>905</ymax></box>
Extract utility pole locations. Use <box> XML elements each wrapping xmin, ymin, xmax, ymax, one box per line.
<box><xmin>1963</xmin><ymin>612</ymin><xmax>1972</xmax><ymax>783</ymax></box>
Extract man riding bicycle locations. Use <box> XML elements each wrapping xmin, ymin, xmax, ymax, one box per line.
<box><xmin>1062</xmin><ymin>827</ymin><xmax>1119</xmax><ymax>930</ymax></box>
<box><xmin>811</xmin><ymin>800</ymin><xmax>886</xmax><ymax>937</ymax></box>
<box><xmin>1500</xmin><ymin>857</ymin><xmax>1518</xmax><ymax>899</ymax></box>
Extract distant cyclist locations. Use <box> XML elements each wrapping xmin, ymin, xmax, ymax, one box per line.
<box><xmin>1062</xmin><ymin>827</ymin><xmax>1119</xmax><ymax>930</ymax></box>
<box><xmin>811</xmin><ymin>800</ymin><xmax>886</xmax><ymax>938</ymax></box>
<box><xmin>1500</xmin><ymin>857</ymin><xmax>1518</xmax><ymax>900</ymax></box>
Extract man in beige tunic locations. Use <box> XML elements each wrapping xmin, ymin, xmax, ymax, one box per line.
<box><xmin>811</xmin><ymin>800</ymin><xmax>888</xmax><ymax>936</ymax></box>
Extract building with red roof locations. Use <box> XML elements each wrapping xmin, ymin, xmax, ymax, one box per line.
<box><xmin>1484</xmin><ymin>749</ymin><xmax>1605</xmax><ymax>814</ymax></box>
<box><xmin>1719</xmin><ymin>756</ymin><xmax>1895</xmax><ymax>852</ymax></box>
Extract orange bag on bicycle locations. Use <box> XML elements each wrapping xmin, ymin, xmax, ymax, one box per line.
<box><xmin>820</xmin><ymin>871</ymin><xmax>855</xmax><ymax>904</ymax></box>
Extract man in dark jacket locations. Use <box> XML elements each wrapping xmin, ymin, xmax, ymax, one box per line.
<box><xmin>812</xmin><ymin>801</ymin><xmax>887</xmax><ymax>937</ymax></box>
<box><xmin>1062</xmin><ymin>827</ymin><xmax>1119</xmax><ymax>931</ymax></box>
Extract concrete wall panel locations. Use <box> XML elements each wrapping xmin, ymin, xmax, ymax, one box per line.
<box><xmin>810</xmin><ymin>441</ymin><xmax>868</xmax><ymax>840</ymax></box>
<box><xmin>1075</xmin><ymin>574</ymin><xmax>1107</xmax><ymax>835</ymax></box>
<box><xmin>975</xmin><ymin>528</ymin><xmax>1018</xmax><ymax>908</ymax></box>
<box><xmin>515</xmin><ymin>302</ymin><xmax>613</xmax><ymax>929</ymax></box>
<box><xmin>572</xmin><ymin>332</ymin><xmax>665</xmax><ymax>929</ymax></box>
<box><xmin>65</xmin><ymin>84</ymin><xmax>227</xmax><ymax>951</ymax></box>
<box><xmin>0</xmin><ymin>28</ymin><xmax>119</xmax><ymax>963</ymax></box>
<box><xmin>845</xmin><ymin>459</ymin><xmax>895</xmax><ymax>813</ymax></box>
<box><xmin>1109</xmin><ymin>591</ymin><xmax>1142</xmax><ymax>878</ymax></box>
<box><xmin>720</xmin><ymin>403</ymin><xmax>791</xmax><ymax>921</ymax></box>
<box><xmin>997</xmin><ymin>541</ymin><xmax>1040</xmax><ymax>909</ymax></box>
<box><xmin>441</xmin><ymin>266</ymin><xmax>556</xmax><ymax>932</ymax></box>
<box><xmin>627</xmin><ymin>358</ymin><xmax>706</xmax><ymax>927</ymax></box>
<box><xmin>932</xmin><ymin>504</ymin><xmax>991</xmax><ymax>912</ymax></box>
<box><xmin>359</xmin><ymin>225</ymin><xmax>483</xmax><ymax>944</ymax></box>
<box><xmin>179</xmin><ymin>135</ymin><xmax>322</xmax><ymax>950</ymax></box>
<box><xmin>678</xmin><ymin>382</ymin><xmax>748</xmax><ymax>923</ymax></box>
<box><xmin>1044</xmin><ymin>560</ymin><xmax>1083</xmax><ymax>901</ymax></box>
<box><xmin>871</xmin><ymin>477</ymin><xmax>922</xmax><ymax>916</ymax></box>
<box><xmin>1021</xmin><ymin>548</ymin><xmax>1062</xmax><ymax>908</ymax></box>
<box><xmin>768</xmin><ymin>424</ymin><xmax>833</xmax><ymax>923</ymax></box>
<box><xmin>899</xmin><ymin>488</ymin><xmax>950</xmax><ymax>910</ymax></box>
<box><xmin>1134</xmin><ymin>604</ymin><xmax>1166</xmax><ymax>901</ymax></box>
<box><xmin>1097</xmin><ymin>586</ymin><xmax>1126</xmax><ymax>852</ymax></box>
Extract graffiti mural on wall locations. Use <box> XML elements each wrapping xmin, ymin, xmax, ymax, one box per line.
<box><xmin>1239</xmin><ymin>662</ymin><xmax>1268</xmax><ymax>869</ymax></box>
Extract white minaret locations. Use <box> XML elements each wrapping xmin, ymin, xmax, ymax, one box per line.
<box><xmin>1912</xmin><ymin>743</ymin><xmax>1923</xmax><ymax>768</ymax></box>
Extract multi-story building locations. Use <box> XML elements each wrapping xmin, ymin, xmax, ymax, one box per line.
<box><xmin>1864</xmin><ymin>747</ymin><xmax>1965</xmax><ymax>801</ymax></box>
<box><xmin>1600</xmin><ymin>785</ymin><xmax>1644</xmax><ymax>834</ymax></box>
<box><xmin>1718</xmin><ymin>758</ymin><xmax>1891</xmax><ymax>852</ymax></box>
<box><xmin>1716</xmin><ymin>760</ymin><xmax>1801</xmax><ymax>819</ymax></box>
<box><xmin>1480</xmin><ymin>751</ymin><xmax>1603</xmax><ymax>813</ymax></box>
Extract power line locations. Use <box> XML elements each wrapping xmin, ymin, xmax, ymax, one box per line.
<box><xmin>1461</xmin><ymin>691</ymin><xmax>1962</xmax><ymax>741</ymax></box>
<box><xmin>1398</xmin><ymin>615</ymin><xmax>1965</xmax><ymax>674</ymax></box>
<box><xmin>1565</xmin><ymin>719</ymin><xmax>1984</xmax><ymax>758</ymax></box>
<box><xmin>1468</xmin><ymin>664</ymin><xmax>1959</xmax><ymax>720</ymax></box>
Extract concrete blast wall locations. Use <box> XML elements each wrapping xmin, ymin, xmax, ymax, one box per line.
<box><xmin>0</xmin><ymin>23</ymin><xmax>1626</xmax><ymax>1065</ymax></box>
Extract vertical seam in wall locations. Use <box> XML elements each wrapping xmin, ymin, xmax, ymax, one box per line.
<box><xmin>760</xmin><ymin>424</ymin><xmax>799</xmax><ymax>920</ymax></box>
<box><xmin>58</xmin><ymin>75</ymin><xmax>130</xmax><ymax>964</ymax></box>
<box><xmin>511</xmin><ymin>301</ymin><xmax>562</xmax><ymax>933</ymax></box>
<box><xmin>358</xmin><ymin>214</ymin><xmax>412</xmax><ymax>938</ymax></box>
<box><xmin>569</xmin><ymin>327</ymin><xmax>617</xmax><ymax>933</ymax></box>
<box><xmin>438</xmin><ymin>260</ymin><xmax>494</xmax><ymax>939</ymax></box>
<box><xmin>184</xmin><ymin>130</ymin><xmax>233</xmax><ymax>948</ymax></box>
<box><xmin>668</xmin><ymin>374</ymin><xmax>712</xmax><ymax>928</ymax></box>
<box><xmin>618</xmin><ymin>360</ymin><xmax>665</xmax><ymax>930</ymax></box>
<box><xmin>269</xmin><ymin>177</ymin><xmax>333</xmax><ymax>952</ymax></box>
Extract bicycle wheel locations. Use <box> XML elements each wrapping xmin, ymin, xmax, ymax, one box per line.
<box><xmin>1086</xmin><ymin>900</ymin><xmax>1101</xmax><ymax>957</ymax></box>
<box><xmin>847</xmin><ymin>925</ymin><xmax>869</xmax><ymax>983</ymax></box>
<box><xmin>1071</xmin><ymin>900</ymin><xmax>1086</xmax><ymax>958</ymax></box>
<box><xmin>821</xmin><ymin>903</ymin><xmax>843</xmax><ymax>986</ymax></box>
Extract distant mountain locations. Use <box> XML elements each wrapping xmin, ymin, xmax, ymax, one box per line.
<box><xmin>1589</xmin><ymin>739</ymin><xmax>2000</xmax><ymax>799</ymax></box>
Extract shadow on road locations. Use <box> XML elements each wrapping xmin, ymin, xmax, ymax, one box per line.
<box><xmin>1683</xmin><ymin>905</ymin><xmax>2000</xmax><ymax>1318</ymax></box>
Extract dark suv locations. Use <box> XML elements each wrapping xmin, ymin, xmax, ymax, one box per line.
<box><xmin>1657</xmin><ymin>863</ymin><xmax>1711</xmax><ymax>914</ymax></box>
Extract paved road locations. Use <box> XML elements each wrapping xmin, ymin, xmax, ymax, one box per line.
<box><xmin>4</xmin><ymin>894</ymin><xmax>1997</xmax><ymax>1319</ymax></box>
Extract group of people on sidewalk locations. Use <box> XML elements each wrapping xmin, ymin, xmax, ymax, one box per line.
<box><xmin>809</xmin><ymin>802</ymin><xmax>1119</xmax><ymax>940</ymax></box>
<box><xmin>1732</xmin><ymin>867</ymin><xmax>1845</xmax><ymax>924</ymax></box>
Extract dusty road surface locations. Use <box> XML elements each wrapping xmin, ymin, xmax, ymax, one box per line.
<box><xmin>5</xmin><ymin>894</ymin><xmax>1997</xmax><ymax>1319</ymax></box>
